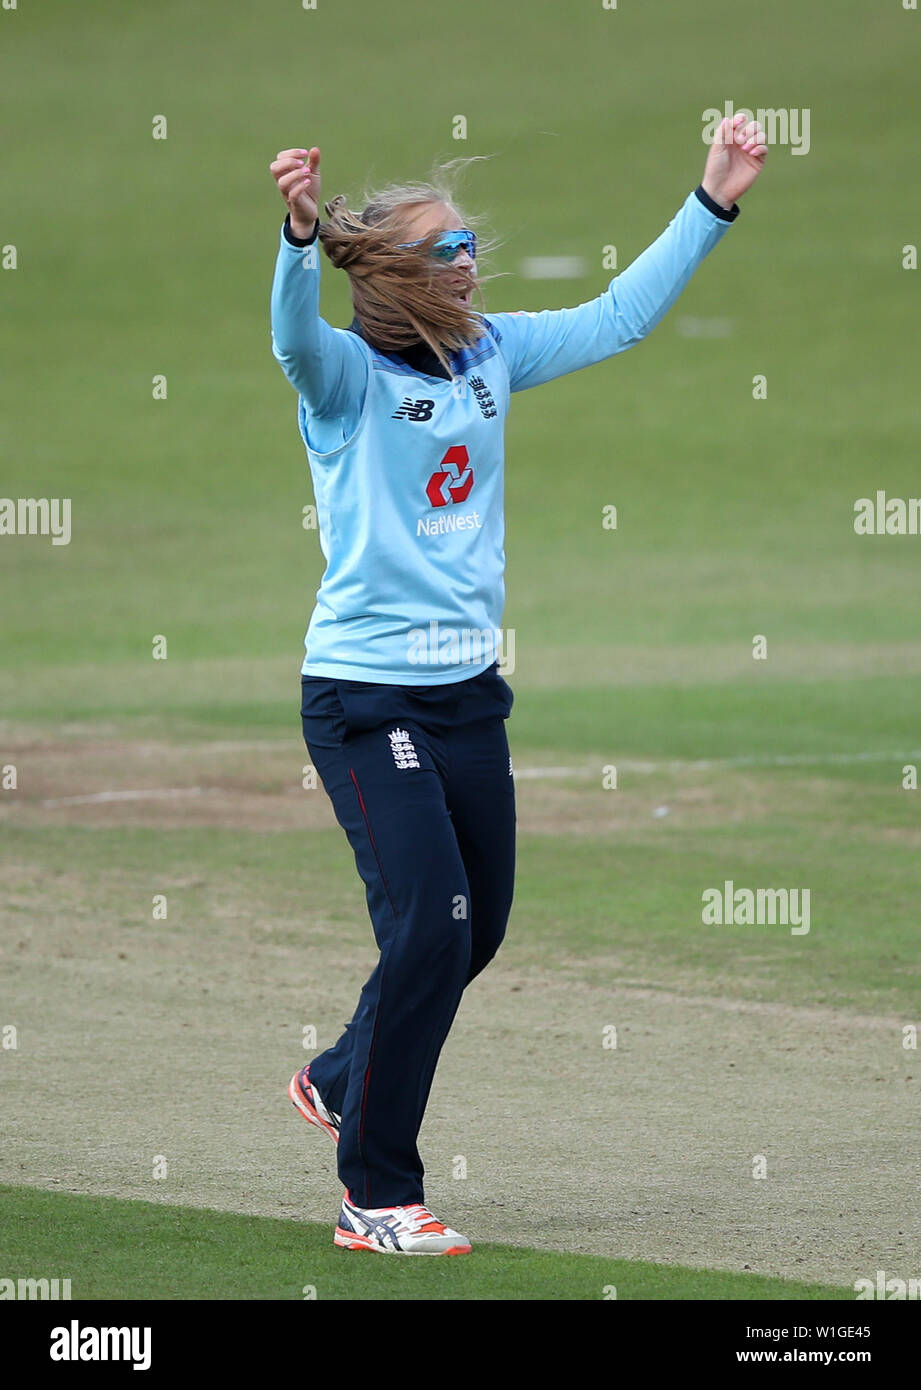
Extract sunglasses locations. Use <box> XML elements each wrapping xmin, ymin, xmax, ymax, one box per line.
<box><xmin>398</xmin><ymin>228</ymin><xmax>477</xmax><ymax>261</ymax></box>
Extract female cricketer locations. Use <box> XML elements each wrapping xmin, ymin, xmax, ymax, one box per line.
<box><xmin>269</xmin><ymin>116</ymin><xmax>767</xmax><ymax>1255</ymax></box>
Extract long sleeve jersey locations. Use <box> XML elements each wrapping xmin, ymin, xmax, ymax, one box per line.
<box><xmin>270</xmin><ymin>185</ymin><xmax>739</xmax><ymax>684</ymax></box>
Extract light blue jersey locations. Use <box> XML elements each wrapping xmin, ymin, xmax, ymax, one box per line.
<box><xmin>270</xmin><ymin>186</ymin><xmax>738</xmax><ymax>684</ymax></box>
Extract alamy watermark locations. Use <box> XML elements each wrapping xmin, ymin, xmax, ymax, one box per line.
<box><xmin>702</xmin><ymin>100</ymin><xmax>810</xmax><ymax>155</ymax></box>
<box><xmin>50</xmin><ymin>1321</ymin><xmax>151</xmax><ymax>1370</ymax></box>
<box><xmin>0</xmin><ymin>497</ymin><xmax>71</xmax><ymax>545</ymax></box>
<box><xmin>853</xmin><ymin>491</ymin><xmax>921</xmax><ymax>535</ymax></box>
<box><xmin>702</xmin><ymin>880</ymin><xmax>810</xmax><ymax>935</ymax></box>
<box><xmin>854</xmin><ymin>1270</ymin><xmax>921</xmax><ymax>1300</ymax></box>
<box><xmin>0</xmin><ymin>1275</ymin><xmax>71</xmax><ymax>1299</ymax></box>
<box><xmin>406</xmin><ymin>621</ymin><xmax>514</xmax><ymax>673</ymax></box>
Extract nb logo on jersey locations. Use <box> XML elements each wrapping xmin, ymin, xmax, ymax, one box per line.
<box><xmin>392</xmin><ymin>397</ymin><xmax>435</xmax><ymax>421</ymax></box>
<box><xmin>426</xmin><ymin>445</ymin><xmax>474</xmax><ymax>508</ymax></box>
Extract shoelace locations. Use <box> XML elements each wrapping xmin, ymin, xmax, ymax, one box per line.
<box><xmin>394</xmin><ymin>1204</ymin><xmax>446</xmax><ymax>1235</ymax></box>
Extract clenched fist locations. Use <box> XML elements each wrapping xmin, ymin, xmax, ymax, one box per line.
<box><xmin>270</xmin><ymin>146</ymin><xmax>322</xmax><ymax>238</ymax></box>
<box><xmin>701</xmin><ymin>113</ymin><xmax>767</xmax><ymax>211</ymax></box>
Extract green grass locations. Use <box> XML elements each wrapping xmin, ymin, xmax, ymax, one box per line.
<box><xmin>0</xmin><ymin>1185</ymin><xmax>850</xmax><ymax>1300</ymax></box>
<box><xmin>2</xmin><ymin>0</ymin><xmax>919</xmax><ymax>680</ymax></box>
<box><xmin>1</xmin><ymin>0</ymin><xmax>918</xmax><ymax>1301</ymax></box>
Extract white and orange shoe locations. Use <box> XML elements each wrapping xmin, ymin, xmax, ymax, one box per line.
<box><xmin>288</xmin><ymin>1065</ymin><xmax>340</xmax><ymax>1146</ymax></box>
<box><xmin>335</xmin><ymin>1196</ymin><xmax>472</xmax><ymax>1255</ymax></box>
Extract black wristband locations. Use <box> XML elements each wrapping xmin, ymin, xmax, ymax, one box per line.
<box><xmin>283</xmin><ymin>213</ymin><xmax>320</xmax><ymax>247</ymax></box>
<box><xmin>694</xmin><ymin>184</ymin><xmax>740</xmax><ymax>222</ymax></box>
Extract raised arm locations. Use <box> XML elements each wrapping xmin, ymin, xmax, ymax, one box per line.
<box><xmin>269</xmin><ymin>146</ymin><xmax>368</xmax><ymax>418</ymax></box>
<box><xmin>487</xmin><ymin>113</ymin><xmax>768</xmax><ymax>394</ymax></box>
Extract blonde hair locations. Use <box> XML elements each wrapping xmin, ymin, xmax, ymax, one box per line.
<box><xmin>318</xmin><ymin>156</ymin><xmax>497</xmax><ymax>375</ymax></box>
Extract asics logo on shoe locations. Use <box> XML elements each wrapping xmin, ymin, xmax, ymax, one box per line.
<box><xmin>289</xmin><ymin>1067</ymin><xmax>340</xmax><ymax>1144</ymax></box>
<box><xmin>335</xmin><ymin>1199</ymin><xmax>471</xmax><ymax>1255</ymax></box>
<box><xmin>340</xmin><ymin>1206</ymin><xmax>405</xmax><ymax>1252</ymax></box>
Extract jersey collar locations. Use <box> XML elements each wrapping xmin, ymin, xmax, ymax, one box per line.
<box><xmin>347</xmin><ymin>316</ymin><xmax>454</xmax><ymax>381</ymax></box>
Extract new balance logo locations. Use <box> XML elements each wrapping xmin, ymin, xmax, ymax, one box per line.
<box><xmin>392</xmin><ymin>398</ymin><xmax>435</xmax><ymax>421</ymax></box>
<box><xmin>388</xmin><ymin>728</ymin><xmax>420</xmax><ymax>770</ymax></box>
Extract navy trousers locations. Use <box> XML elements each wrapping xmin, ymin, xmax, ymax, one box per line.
<box><xmin>300</xmin><ymin>661</ymin><xmax>516</xmax><ymax>1209</ymax></box>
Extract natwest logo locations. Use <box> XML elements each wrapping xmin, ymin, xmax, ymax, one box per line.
<box><xmin>426</xmin><ymin>445</ymin><xmax>474</xmax><ymax>508</ymax></box>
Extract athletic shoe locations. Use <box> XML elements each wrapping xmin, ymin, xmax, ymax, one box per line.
<box><xmin>288</xmin><ymin>1065</ymin><xmax>340</xmax><ymax>1146</ymax></box>
<box><xmin>334</xmin><ymin>1196</ymin><xmax>472</xmax><ymax>1255</ymax></box>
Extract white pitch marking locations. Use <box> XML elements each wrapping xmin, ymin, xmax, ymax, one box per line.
<box><xmin>520</xmin><ymin>255</ymin><xmax>587</xmax><ymax>280</ymax></box>
<box><xmin>42</xmin><ymin>788</ymin><xmax>207</xmax><ymax>807</ymax></box>
<box><xmin>516</xmin><ymin>750</ymin><xmax>921</xmax><ymax>778</ymax></box>
<box><xmin>675</xmin><ymin>315</ymin><xmax>735</xmax><ymax>338</ymax></box>
<box><xmin>34</xmin><ymin>750</ymin><xmax>921</xmax><ymax>804</ymax></box>
<box><xmin>514</xmin><ymin>766</ymin><xmax>585</xmax><ymax>779</ymax></box>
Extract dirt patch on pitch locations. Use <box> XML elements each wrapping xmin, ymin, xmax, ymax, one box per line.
<box><xmin>0</xmin><ymin>736</ymin><xmax>328</xmax><ymax>832</ymax></box>
<box><xmin>2</xmin><ymin>731</ymin><xmax>917</xmax><ymax>1290</ymax></box>
<box><xmin>1</xmin><ymin>870</ymin><xmax>916</xmax><ymax>1290</ymax></box>
<box><xmin>0</xmin><ymin>733</ymin><xmax>860</xmax><ymax>840</ymax></box>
